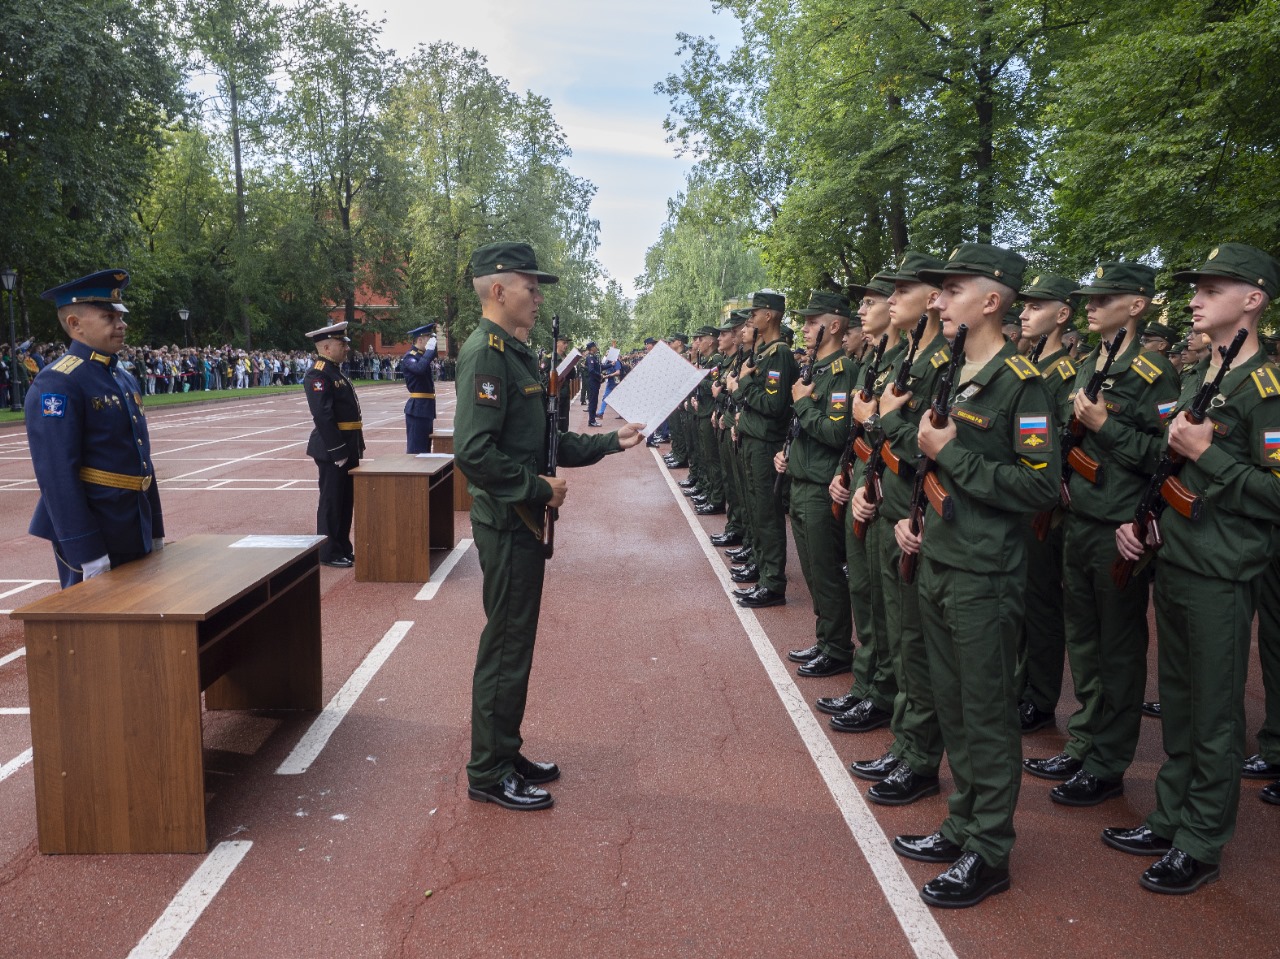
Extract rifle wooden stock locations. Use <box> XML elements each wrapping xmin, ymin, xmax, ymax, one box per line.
<box><xmin>1111</xmin><ymin>514</ymin><xmax>1162</xmax><ymax>589</ymax></box>
<box><xmin>1066</xmin><ymin>445</ymin><xmax>1103</xmax><ymax>485</ymax></box>
<box><xmin>924</xmin><ymin>472</ymin><xmax>953</xmax><ymax>520</ymax></box>
<box><xmin>1160</xmin><ymin>474</ymin><xmax>1202</xmax><ymax>520</ymax></box>
<box><xmin>881</xmin><ymin>441</ymin><xmax>903</xmax><ymax>476</ymax></box>
<box><xmin>1030</xmin><ymin>506</ymin><xmax>1057</xmax><ymax>542</ymax></box>
<box><xmin>853</xmin><ymin>435</ymin><xmax>874</xmax><ymax>463</ymax></box>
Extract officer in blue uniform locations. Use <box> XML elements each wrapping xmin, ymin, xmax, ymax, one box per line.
<box><xmin>401</xmin><ymin>322</ymin><xmax>438</xmax><ymax>453</ymax></box>
<box><xmin>583</xmin><ymin>341</ymin><xmax>602</xmax><ymax>427</ymax></box>
<box><xmin>25</xmin><ymin>270</ymin><xmax>164</xmax><ymax>588</ymax></box>
<box><xmin>304</xmin><ymin>321</ymin><xmax>365</xmax><ymax>568</ymax></box>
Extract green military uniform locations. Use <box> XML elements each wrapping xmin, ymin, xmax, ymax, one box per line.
<box><xmin>1143</xmin><ymin>244</ymin><xmax>1280</xmax><ymax>866</ymax></box>
<box><xmin>694</xmin><ymin>328</ymin><xmax>726</xmax><ymax>508</ymax></box>
<box><xmin>1252</xmin><ymin>552</ymin><xmax>1280</xmax><ymax>773</ymax></box>
<box><xmin>913</xmin><ymin>247</ymin><xmax>1059</xmax><ymax>874</ymax></box>
<box><xmin>669</xmin><ymin>335</ymin><xmax>692</xmax><ymax>467</ymax></box>
<box><xmin>716</xmin><ymin>315</ymin><xmax>750</xmax><ymax>542</ymax></box>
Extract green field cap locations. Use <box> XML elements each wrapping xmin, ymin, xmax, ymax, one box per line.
<box><xmin>1172</xmin><ymin>242</ymin><xmax>1280</xmax><ymax>299</ymax></box>
<box><xmin>694</xmin><ymin>325</ymin><xmax>719</xmax><ymax>337</ymax></box>
<box><xmin>918</xmin><ymin>243</ymin><xmax>1027</xmax><ymax>291</ymax></box>
<box><xmin>1020</xmin><ymin>273</ymin><xmax>1078</xmax><ymax>304</ymax></box>
<box><xmin>469</xmin><ymin>241</ymin><xmax>559</xmax><ymax>283</ymax></box>
<box><xmin>750</xmin><ymin>290</ymin><xmax>786</xmax><ymax>311</ymax></box>
<box><xmin>877</xmin><ymin>251</ymin><xmax>946</xmax><ymax>286</ymax></box>
<box><xmin>794</xmin><ymin>290</ymin><xmax>852</xmax><ymax>318</ymax></box>
<box><xmin>1074</xmin><ymin>261</ymin><xmax>1156</xmax><ymax>296</ymax></box>
<box><xmin>1142</xmin><ymin>322</ymin><xmax>1176</xmax><ymax>341</ymax></box>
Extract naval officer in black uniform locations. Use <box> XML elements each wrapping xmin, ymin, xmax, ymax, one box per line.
<box><xmin>304</xmin><ymin>321</ymin><xmax>365</xmax><ymax>568</ymax></box>
<box><xmin>401</xmin><ymin>322</ymin><xmax>438</xmax><ymax>453</ymax></box>
<box><xmin>25</xmin><ymin>269</ymin><xmax>164</xmax><ymax>588</ymax></box>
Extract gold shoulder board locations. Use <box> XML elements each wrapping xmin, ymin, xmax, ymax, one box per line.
<box><xmin>1005</xmin><ymin>355</ymin><xmax>1038</xmax><ymax>379</ymax></box>
<box><xmin>1054</xmin><ymin>357</ymin><xmax>1077</xmax><ymax>380</ymax></box>
<box><xmin>487</xmin><ymin>333</ymin><xmax>505</xmax><ymax>352</ymax></box>
<box><xmin>313</xmin><ymin>359</ymin><xmax>326</xmax><ymax>370</ymax></box>
<box><xmin>1251</xmin><ymin>365</ymin><xmax>1280</xmax><ymax>398</ymax></box>
<box><xmin>1131</xmin><ymin>354</ymin><xmax>1162</xmax><ymax>384</ymax></box>
<box><xmin>929</xmin><ymin>348</ymin><xmax>950</xmax><ymax>369</ymax></box>
<box><xmin>49</xmin><ymin>354</ymin><xmax>84</xmax><ymax>374</ymax></box>
<box><xmin>832</xmin><ymin>358</ymin><xmax>844</xmax><ymax>374</ymax></box>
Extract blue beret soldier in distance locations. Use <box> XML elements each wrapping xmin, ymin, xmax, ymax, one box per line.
<box><xmin>25</xmin><ymin>270</ymin><xmax>164</xmax><ymax>588</ymax></box>
<box><xmin>454</xmin><ymin>241</ymin><xmax>645</xmax><ymax>812</ymax></box>
<box><xmin>401</xmin><ymin>322</ymin><xmax>438</xmax><ymax>453</ymax></box>
<box><xmin>303</xmin><ymin>321</ymin><xmax>365</xmax><ymax>568</ymax></box>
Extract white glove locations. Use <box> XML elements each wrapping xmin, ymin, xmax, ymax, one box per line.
<box><xmin>83</xmin><ymin>555</ymin><xmax>111</xmax><ymax>580</ymax></box>
<box><xmin>152</xmin><ymin>538</ymin><xmax>165</xmax><ymax>552</ymax></box>
<box><xmin>335</xmin><ymin>457</ymin><xmax>349</xmax><ymax>468</ymax></box>
<box><xmin>425</xmin><ymin>336</ymin><xmax>437</xmax><ymax>353</ymax></box>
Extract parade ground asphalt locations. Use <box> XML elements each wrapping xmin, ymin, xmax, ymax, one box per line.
<box><xmin>0</xmin><ymin>379</ymin><xmax>1276</xmax><ymax>959</ymax></box>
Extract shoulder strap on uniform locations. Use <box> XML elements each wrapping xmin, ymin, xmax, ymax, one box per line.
<box><xmin>49</xmin><ymin>354</ymin><xmax>84</xmax><ymax>374</ymax></box>
<box><xmin>929</xmin><ymin>347</ymin><xmax>949</xmax><ymax>369</ymax></box>
<box><xmin>1052</xmin><ymin>356</ymin><xmax>1077</xmax><ymax>381</ymax></box>
<box><xmin>1130</xmin><ymin>353</ymin><xmax>1163</xmax><ymax>384</ymax></box>
<box><xmin>1251</xmin><ymin>365</ymin><xmax>1280</xmax><ymax>399</ymax></box>
<box><xmin>487</xmin><ymin>333</ymin><xmax>505</xmax><ymax>353</ymax></box>
<box><xmin>312</xmin><ymin>359</ymin><xmax>326</xmax><ymax>370</ymax></box>
<box><xmin>1004</xmin><ymin>355</ymin><xmax>1039</xmax><ymax>380</ymax></box>
<box><xmin>832</xmin><ymin>358</ymin><xmax>844</xmax><ymax>374</ymax></box>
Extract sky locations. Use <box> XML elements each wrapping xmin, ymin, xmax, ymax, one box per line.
<box><xmin>345</xmin><ymin>0</ymin><xmax>741</xmax><ymax>299</ymax></box>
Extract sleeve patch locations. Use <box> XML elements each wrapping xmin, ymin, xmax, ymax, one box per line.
<box><xmin>49</xmin><ymin>354</ymin><xmax>83</xmax><ymax>374</ymax></box>
<box><xmin>828</xmin><ymin>391</ymin><xmax>847</xmax><ymax>413</ymax></box>
<box><xmin>1252</xmin><ymin>366</ymin><xmax>1280</xmax><ymax>398</ymax></box>
<box><xmin>1017</xmin><ymin>414</ymin><xmax>1052</xmax><ymax>450</ymax></box>
<box><xmin>311</xmin><ymin>378</ymin><xmax>326</xmax><ymax>392</ymax></box>
<box><xmin>1263</xmin><ymin>430</ymin><xmax>1280</xmax><ymax>465</ymax></box>
<box><xmin>474</xmin><ymin>374</ymin><xmax>502</xmax><ymax>407</ymax></box>
<box><xmin>40</xmin><ymin>393</ymin><xmax>67</xmax><ymax>417</ymax></box>
<box><xmin>1005</xmin><ymin>355</ymin><xmax>1038</xmax><ymax>380</ymax></box>
<box><xmin>487</xmin><ymin>333</ymin><xmax>505</xmax><ymax>353</ymax></box>
<box><xmin>1131</xmin><ymin>354</ymin><xmax>1162</xmax><ymax>384</ymax></box>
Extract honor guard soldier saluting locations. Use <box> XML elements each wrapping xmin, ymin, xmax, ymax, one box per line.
<box><xmin>25</xmin><ymin>269</ymin><xmax>164</xmax><ymax>588</ymax></box>
<box><xmin>401</xmin><ymin>322</ymin><xmax>438</xmax><ymax>453</ymax></box>
<box><xmin>454</xmin><ymin>241</ymin><xmax>645</xmax><ymax>811</ymax></box>
<box><xmin>304</xmin><ymin>321</ymin><xmax>364</xmax><ymax>568</ymax></box>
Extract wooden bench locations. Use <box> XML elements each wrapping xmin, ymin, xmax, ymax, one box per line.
<box><xmin>12</xmin><ymin>534</ymin><xmax>326</xmax><ymax>854</ymax></box>
<box><xmin>350</xmin><ymin>453</ymin><xmax>457</xmax><ymax>583</ymax></box>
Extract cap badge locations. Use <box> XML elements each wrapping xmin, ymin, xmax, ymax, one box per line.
<box><xmin>1209</xmin><ymin>247</ymin><xmax>1219</xmax><ymax>260</ymax></box>
<box><xmin>949</xmin><ymin>248</ymin><xmax>959</xmax><ymax>261</ymax></box>
<box><xmin>1031</xmin><ymin>275</ymin><xmax>1040</xmax><ymax>286</ymax></box>
<box><xmin>1095</xmin><ymin>267</ymin><xmax>1105</xmax><ymax>278</ymax></box>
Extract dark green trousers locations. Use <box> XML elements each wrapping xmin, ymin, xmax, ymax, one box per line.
<box><xmin>740</xmin><ymin>435</ymin><xmax>788</xmax><ymax>593</ymax></box>
<box><xmin>919</xmin><ymin>555</ymin><xmax>1024</xmax><ymax>870</ymax></box>
<box><xmin>846</xmin><ymin>514</ymin><xmax>895</xmax><ymax>711</ymax></box>
<box><xmin>880</xmin><ymin>526</ymin><xmax>943</xmax><ymax>776</ymax></box>
<box><xmin>1147</xmin><ymin>563</ymin><xmax>1258</xmax><ymax>864</ymax></box>
<box><xmin>1255</xmin><ymin>554</ymin><xmax>1280</xmax><ymax>763</ymax></box>
<box><xmin>1061</xmin><ymin>516</ymin><xmax>1151</xmax><ymax>779</ymax></box>
<box><xmin>697</xmin><ymin>414</ymin><xmax>725</xmax><ymax>505</ymax></box>
<box><xmin>718</xmin><ymin>428</ymin><xmax>747</xmax><ymax>539</ymax></box>
<box><xmin>789</xmin><ymin>478</ymin><xmax>851</xmax><ymax>660</ymax></box>
<box><xmin>671</xmin><ymin>408</ymin><xmax>690</xmax><ymax>463</ymax></box>
<box><xmin>1017</xmin><ymin>519</ymin><xmax>1066</xmax><ymax>713</ymax></box>
<box><xmin>467</xmin><ymin>520</ymin><xmax>546</xmax><ymax>788</ymax></box>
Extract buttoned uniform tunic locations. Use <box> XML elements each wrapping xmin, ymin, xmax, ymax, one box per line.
<box><xmin>1146</xmin><ymin>350</ymin><xmax>1280</xmax><ymax>864</ymax></box>
<box><xmin>26</xmin><ymin>339</ymin><xmax>164</xmax><ymax>588</ymax></box>
<box><xmin>401</xmin><ymin>339</ymin><xmax>438</xmax><ymax>453</ymax></box>
<box><xmin>454</xmin><ymin>318</ymin><xmax>622</xmax><ymax>788</ymax></box>
<box><xmin>916</xmin><ymin>341</ymin><xmax>1059</xmax><ymax>870</ymax></box>
<box><xmin>304</xmin><ymin>356</ymin><xmax>365</xmax><ymax>563</ymax></box>
<box><xmin>1058</xmin><ymin>341</ymin><xmax>1180</xmax><ymax>781</ymax></box>
<box><xmin>583</xmin><ymin>351</ymin><xmax>602</xmax><ymax>423</ymax></box>
<box><xmin>694</xmin><ymin>352</ymin><xmax>726</xmax><ymax>506</ymax></box>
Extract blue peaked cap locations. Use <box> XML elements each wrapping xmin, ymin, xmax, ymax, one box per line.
<box><xmin>40</xmin><ymin>269</ymin><xmax>131</xmax><ymax>312</ymax></box>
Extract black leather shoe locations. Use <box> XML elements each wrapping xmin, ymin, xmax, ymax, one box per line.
<box><xmin>1018</xmin><ymin>700</ymin><xmax>1055</xmax><ymax>734</ymax></box>
<box><xmin>321</xmin><ymin>556</ymin><xmax>354</xmax><ymax>568</ymax></box>
<box><xmin>830</xmin><ymin>699</ymin><xmax>891</xmax><ymax>733</ymax></box>
<box><xmin>725</xmin><ymin>549</ymin><xmax>753</xmax><ymax>564</ymax></box>
<box><xmin>666</xmin><ymin>460</ymin><xmax>687</xmax><ymax>467</ymax></box>
<box><xmin>709</xmin><ymin>532</ymin><xmax>742</xmax><ymax>547</ymax></box>
<box><xmin>1142</xmin><ymin>701</ymin><xmax>1161</xmax><ymax>718</ymax></box>
<box><xmin>695</xmin><ymin>503</ymin><xmax>726</xmax><ymax>515</ymax></box>
<box><xmin>732</xmin><ymin>585</ymin><xmax>757</xmax><ymax>598</ymax></box>
<box><xmin>1023</xmin><ymin>750</ymin><xmax>1082</xmax><ymax>781</ymax></box>
<box><xmin>787</xmin><ymin>644</ymin><xmax>821</xmax><ymax>663</ymax></box>
<box><xmin>817</xmin><ymin>692</ymin><xmax>862</xmax><ymax>716</ymax></box>
<box><xmin>869</xmin><ymin>762</ymin><xmax>940</xmax><ymax>806</ymax></box>
<box><xmin>1242</xmin><ymin>753</ymin><xmax>1280</xmax><ymax>779</ymax></box>
<box><xmin>682</xmin><ymin>487</ymin><xmax>705</xmax><ymax>499</ymax></box>
<box><xmin>850</xmin><ymin>750</ymin><xmax>900</xmax><ymax>781</ymax></box>
<box><xmin>466</xmin><ymin>773</ymin><xmax>554</xmax><ymax>811</ymax></box>
<box><xmin>1050</xmin><ymin>770</ymin><xmax>1124</xmax><ymax>806</ymax></box>
<box><xmin>738</xmin><ymin>586</ymin><xmax>786</xmax><ymax>609</ymax></box>
<box><xmin>587</xmin><ymin>420</ymin><xmax>600</xmax><ymax>427</ymax></box>
<box><xmin>1139</xmin><ymin>848</ymin><xmax>1220</xmax><ymax>895</ymax></box>
<box><xmin>892</xmin><ymin>831</ymin><xmax>963</xmax><ymax>864</ymax></box>
<box><xmin>677</xmin><ymin>478</ymin><xmax>698</xmax><ymax>488</ymax></box>
<box><xmin>730</xmin><ymin>564</ymin><xmax>759</xmax><ymax>583</ymax></box>
<box><xmin>797</xmin><ymin>654</ymin><xmax>853</xmax><ymax>678</ymax></box>
<box><xmin>920</xmin><ymin>852</ymin><xmax>1010</xmax><ymax>908</ymax></box>
<box><xmin>1101</xmin><ymin>824</ymin><xmax>1173</xmax><ymax>856</ymax></box>
<box><xmin>1261</xmin><ymin>781</ymin><xmax>1280</xmax><ymax>805</ymax></box>
<box><xmin>513</xmin><ymin>755</ymin><xmax>560</xmax><ymax>785</ymax></box>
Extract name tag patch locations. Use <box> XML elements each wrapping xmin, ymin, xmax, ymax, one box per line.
<box><xmin>953</xmin><ymin>407</ymin><xmax>991</xmax><ymax>429</ymax></box>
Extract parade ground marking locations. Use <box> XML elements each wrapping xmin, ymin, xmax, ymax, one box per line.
<box><xmin>415</xmin><ymin>539</ymin><xmax>473</xmax><ymax>600</ymax></box>
<box><xmin>0</xmin><ymin>748</ymin><xmax>33</xmax><ymax>784</ymax></box>
<box><xmin>653</xmin><ymin>449</ymin><xmax>959</xmax><ymax>959</ymax></box>
<box><xmin>276</xmin><ymin>621</ymin><xmax>415</xmax><ymax>775</ymax></box>
<box><xmin>126</xmin><ymin>841</ymin><xmax>253</xmax><ymax>959</ymax></box>
<box><xmin>0</xmin><ymin>708</ymin><xmax>29</xmax><ymax>715</ymax></box>
<box><xmin>0</xmin><ymin>646</ymin><xmax>28</xmax><ymax>668</ymax></box>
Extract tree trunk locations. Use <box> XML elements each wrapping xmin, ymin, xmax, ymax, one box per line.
<box><xmin>973</xmin><ymin>10</ymin><xmax>995</xmax><ymax>243</ymax></box>
<box><xmin>886</xmin><ymin>95</ymin><xmax>909</xmax><ymax>256</ymax></box>
<box><xmin>229</xmin><ymin>77</ymin><xmax>253</xmax><ymax>348</ymax></box>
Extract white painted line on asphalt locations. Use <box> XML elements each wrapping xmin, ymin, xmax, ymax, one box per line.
<box><xmin>0</xmin><ymin>647</ymin><xmax>28</xmax><ymax>668</ymax></box>
<box><xmin>126</xmin><ymin>840</ymin><xmax>253</xmax><ymax>959</ymax></box>
<box><xmin>276</xmin><ymin>620</ymin><xmax>414</xmax><ymax>775</ymax></box>
<box><xmin>415</xmin><ymin>539</ymin><xmax>473</xmax><ymax>600</ymax></box>
<box><xmin>0</xmin><ymin>581</ymin><xmax>55</xmax><ymax>601</ymax></box>
<box><xmin>654</xmin><ymin>449</ymin><xmax>958</xmax><ymax>959</ymax></box>
<box><xmin>0</xmin><ymin>748</ymin><xmax>33</xmax><ymax>783</ymax></box>
<box><xmin>0</xmin><ymin>708</ymin><xmax>29</xmax><ymax>715</ymax></box>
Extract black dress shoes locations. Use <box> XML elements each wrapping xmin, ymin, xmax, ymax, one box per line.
<box><xmin>731</xmin><ymin>586</ymin><xmax>757</xmax><ymax>598</ymax></box>
<box><xmin>868</xmin><ymin>762</ymin><xmax>940</xmax><ymax>806</ymax></box>
<box><xmin>1139</xmin><ymin>848</ymin><xmax>1220</xmax><ymax>895</ymax></box>
<box><xmin>1142</xmin><ymin>701</ymin><xmax>1162</xmax><ymax>718</ymax></box>
<box><xmin>797</xmin><ymin>654</ymin><xmax>852</xmax><ymax>678</ymax></box>
<box><xmin>1242</xmin><ymin>753</ymin><xmax>1280</xmax><ymax>779</ymax></box>
<box><xmin>725</xmin><ymin>545</ymin><xmax>752</xmax><ymax>561</ymax></box>
<box><xmin>738</xmin><ymin>586</ymin><xmax>786</xmax><ymax>608</ymax></box>
<box><xmin>321</xmin><ymin>556</ymin><xmax>354</xmax><ymax>568</ymax></box>
<box><xmin>1261</xmin><ymin>781</ymin><xmax>1280</xmax><ymax>805</ymax></box>
<box><xmin>816</xmin><ymin>692</ymin><xmax>862</xmax><ymax>716</ymax></box>
<box><xmin>678</xmin><ymin>478</ymin><xmax>698</xmax><ymax>488</ymax></box>
<box><xmin>1023</xmin><ymin>750</ymin><xmax>1082</xmax><ymax>781</ymax></box>
<box><xmin>920</xmin><ymin>852</ymin><xmax>1010</xmax><ymax>908</ymax></box>
<box><xmin>466</xmin><ymin>773</ymin><xmax>554</xmax><ymax>811</ymax></box>
<box><xmin>513</xmin><ymin>755</ymin><xmax>560</xmax><ymax>785</ymax></box>
<box><xmin>1018</xmin><ymin>700</ymin><xmax>1055</xmax><ymax>734</ymax></box>
<box><xmin>892</xmin><ymin>831</ymin><xmax>963</xmax><ymax>864</ymax></box>
<box><xmin>695</xmin><ymin>503</ymin><xmax>726</xmax><ymax>515</ymax></box>
<box><xmin>729</xmin><ymin>564</ymin><xmax>759</xmax><ymax>583</ymax></box>
<box><xmin>681</xmin><ymin>486</ymin><xmax>704</xmax><ymax>498</ymax></box>
<box><xmin>830</xmin><ymin>699</ymin><xmax>891</xmax><ymax>733</ymax></box>
<box><xmin>1101</xmin><ymin>824</ymin><xmax>1173</xmax><ymax>856</ymax></box>
<box><xmin>787</xmin><ymin>644</ymin><xmax>821</xmax><ymax>663</ymax></box>
<box><xmin>849</xmin><ymin>750</ymin><xmax>900</xmax><ymax>781</ymax></box>
<box><xmin>1050</xmin><ymin>770</ymin><xmax>1123</xmax><ymax>806</ymax></box>
<box><xmin>709</xmin><ymin>531</ymin><xmax>742</xmax><ymax>547</ymax></box>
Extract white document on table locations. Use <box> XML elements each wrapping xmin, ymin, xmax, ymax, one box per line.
<box><xmin>602</xmin><ymin>341</ymin><xmax>708</xmax><ymax>437</ymax></box>
<box><xmin>230</xmin><ymin>535</ymin><xmax>327</xmax><ymax>549</ymax></box>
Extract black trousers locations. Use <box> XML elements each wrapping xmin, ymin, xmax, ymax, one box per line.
<box><xmin>586</xmin><ymin>381</ymin><xmax>601</xmax><ymax>422</ymax></box>
<box><xmin>315</xmin><ymin>458</ymin><xmax>355</xmax><ymax>561</ymax></box>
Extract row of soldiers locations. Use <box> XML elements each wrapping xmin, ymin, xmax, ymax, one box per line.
<box><xmin>661</xmin><ymin>241</ymin><xmax>1280</xmax><ymax>909</ymax></box>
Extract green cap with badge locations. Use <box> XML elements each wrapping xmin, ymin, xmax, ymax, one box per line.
<box><xmin>1020</xmin><ymin>272</ymin><xmax>1078</xmax><ymax>304</ymax></box>
<box><xmin>718</xmin><ymin>309</ymin><xmax>749</xmax><ymax>331</ymax></box>
<box><xmin>749</xmin><ymin>290</ymin><xmax>786</xmax><ymax>312</ymax></box>
<box><xmin>469</xmin><ymin>241</ymin><xmax>559</xmax><ymax>283</ymax></box>
<box><xmin>917</xmin><ymin>243</ymin><xmax>1027</xmax><ymax>292</ymax></box>
<box><xmin>794</xmin><ymin>290</ymin><xmax>852</xmax><ymax>318</ymax></box>
<box><xmin>694</xmin><ymin>324</ymin><xmax>719</xmax><ymax>337</ymax></box>
<box><xmin>850</xmin><ymin>275</ymin><xmax>896</xmax><ymax>300</ymax></box>
<box><xmin>1074</xmin><ymin>261</ymin><xmax>1156</xmax><ymax>297</ymax></box>
<box><xmin>877</xmin><ymin>251</ymin><xmax>946</xmax><ymax>286</ymax></box>
<box><xmin>1172</xmin><ymin>242</ymin><xmax>1280</xmax><ymax>300</ymax></box>
<box><xmin>1142</xmin><ymin>322</ymin><xmax>1176</xmax><ymax>342</ymax></box>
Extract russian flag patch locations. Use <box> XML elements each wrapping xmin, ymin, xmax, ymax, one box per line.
<box><xmin>1157</xmin><ymin>400</ymin><xmax>1176</xmax><ymax>422</ymax></box>
<box><xmin>1264</xmin><ymin>430</ymin><xmax>1280</xmax><ymax>464</ymax></box>
<box><xmin>1018</xmin><ymin>414</ymin><xmax>1050</xmax><ymax>450</ymax></box>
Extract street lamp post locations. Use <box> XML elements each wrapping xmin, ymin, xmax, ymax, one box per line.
<box><xmin>178</xmin><ymin>307</ymin><xmax>190</xmax><ymax>348</ymax></box>
<box><xmin>1</xmin><ymin>267</ymin><xmax>20</xmax><ymax>412</ymax></box>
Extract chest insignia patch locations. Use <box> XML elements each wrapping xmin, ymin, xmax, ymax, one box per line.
<box><xmin>1018</xmin><ymin>415</ymin><xmax>1049</xmax><ymax>449</ymax></box>
<box><xmin>41</xmin><ymin>393</ymin><xmax>66</xmax><ymax>417</ymax></box>
<box><xmin>475</xmin><ymin>374</ymin><xmax>501</xmax><ymax>407</ymax></box>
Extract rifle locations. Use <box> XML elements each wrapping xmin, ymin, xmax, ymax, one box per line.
<box><xmin>732</xmin><ymin>329</ymin><xmax>759</xmax><ymax>450</ymax></box>
<box><xmin>1030</xmin><ymin>333</ymin><xmax>1049</xmax><ymax>364</ymax></box>
<box><xmin>541</xmin><ymin>314</ymin><xmax>580</xmax><ymax>558</ymax></box>
<box><xmin>1111</xmin><ymin>327</ymin><xmax>1248</xmax><ymax>588</ymax></box>
<box><xmin>832</xmin><ymin>333</ymin><xmax>889</xmax><ymax>519</ymax></box>
<box><xmin>775</xmin><ymin>327</ymin><xmax>824</xmax><ymax>496</ymax></box>
<box><xmin>854</xmin><ymin>314</ymin><xmax>929</xmax><ymax>540</ymax></box>
<box><xmin>899</xmin><ymin>324</ymin><xmax>968</xmax><ymax>584</ymax></box>
<box><xmin>1031</xmin><ymin>328</ymin><xmax>1127</xmax><ymax>540</ymax></box>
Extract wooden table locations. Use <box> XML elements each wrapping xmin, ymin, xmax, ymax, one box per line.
<box><xmin>430</xmin><ymin>429</ymin><xmax>474</xmax><ymax>512</ymax></box>
<box><xmin>350</xmin><ymin>454</ymin><xmax>457</xmax><ymax>582</ymax></box>
<box><xmin>12</xmin><ymin>534</ymin><xmax>325</xmax><ymax>854</ymax></box>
